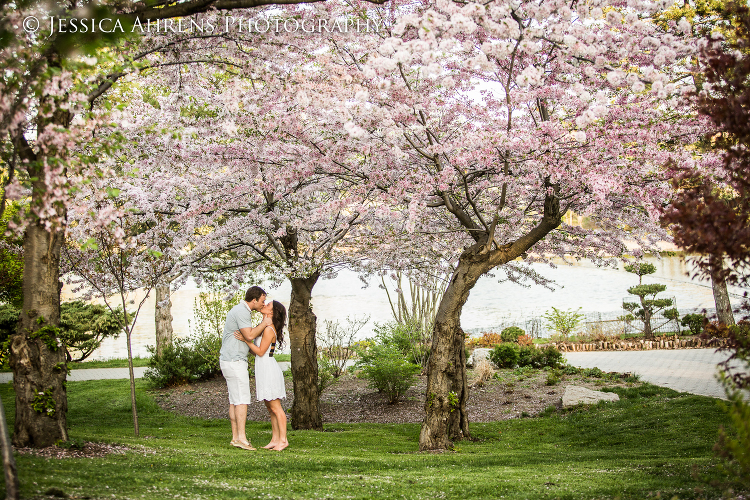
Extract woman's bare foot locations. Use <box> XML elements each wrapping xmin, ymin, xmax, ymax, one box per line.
<box><xmin>263</xmin><ymin>442</ymin><xmax>278</xmax><ymax>449</ymax></box>
<box><xmin>272</xmin><ymin>441</ymin><xmax>289</xmax><ymax>451</ymax></box>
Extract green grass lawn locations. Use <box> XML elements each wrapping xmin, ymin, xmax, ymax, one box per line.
<box><xmin>0</xmin><ymin>380</ymin><xmax>733</xmax><ymax>499</ymax></box>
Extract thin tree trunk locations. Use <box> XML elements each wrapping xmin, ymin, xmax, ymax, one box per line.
<box><xmin>0</xmin><ymin>395</ymin><xmax>20</xmax><ymax>500</ymax></box>
<box><xmin>288</xmin><ymin>273</ymin><xmax>322</xmax><ymax>431</ymax></box>
<box><xmin>126</xmin><ymin>328</ymin><xmax>139</xmax><ymax>436</ymax></box>
<box><xmin>709</xmin><ymin>256</ymin><xmax>735</xmax><ymax>326</ymax></box>
<box><xmin>154</xmin><ymin>283</ymin><xmax>173</xmax><ymax>357</ymax></box>
<box><xmin>641</xmin><ymin>296</ymin><xmax>654</xmax><ymax>340</ymax></box>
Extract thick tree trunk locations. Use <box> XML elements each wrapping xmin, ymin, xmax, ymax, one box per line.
<box><xmin>10</xmin><ymin>222</ymin><xmax>68</xmax><ymax>447</ymax></box>
<box><xmin>709</xmin><ymin>256</ymin><xmax>735</xmax><ymax>326</ymax></box>
<box><xmin>154</xmin><ymin>283</ymin><xmax>173</xmax><ymax>357</ymax></box>
<box><xmin>419</xmin><ymin>191</ymin><xmax>562</xmax><ymax>451</ymax></box>
<box><xmin>420</xmin><ymin>253</ymin><xmax>488</xmax><ymax>450</ymax></box>
<box><xmin>288</xmin><ymin>273</ymin><xmax>322</xmax><ymax>431</ymax></box>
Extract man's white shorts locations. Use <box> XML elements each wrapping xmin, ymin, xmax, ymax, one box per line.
<box><xmin>220</xmin><ymin>359</ymin><xmax>252</xmax><ymax>405</ymax></box>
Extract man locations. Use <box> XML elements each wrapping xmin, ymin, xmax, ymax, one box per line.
<box><xmin>219</xmin><ymin>286</ymin><xmax>271</xmax><ymax>450</ymax></box>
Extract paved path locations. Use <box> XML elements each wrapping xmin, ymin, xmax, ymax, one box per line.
<box><xmin>0</xmin><ymin>363</ymin><xmax>292</xmax><ymax>384</ymax></box>
<box><xmin>564</xmin><ymin>348</ymin><xmax>732</xmax><ymax>399</ymax></box>
<box><xmin>0</xmin><ymin>354</ymin><xmax>735</xmax><ymax>399</ymax></box>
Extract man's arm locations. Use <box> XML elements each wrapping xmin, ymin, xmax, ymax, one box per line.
<box><xmin>236</xmin><ymin>316</ymin><xmax>271</xmax><ymax>341</ymax></box>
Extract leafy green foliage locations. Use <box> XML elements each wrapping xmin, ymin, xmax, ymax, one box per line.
<box><xmin>0</xmin><ymin>201</ymin><xmax>24</xmax><ymax>308</ymax></box>
<box><xmin>489</xmin><ymin>343</ymin><xmax>520</xmax><ymax>368</ymax></box>
<box><xmin>144</xmin><ymin>337</ymin><xmax>221</xmax><ymax>388</ymax></box>
<box><xmin>517</xmin><ymin>345</ymin><xmax>565</xmax><ymax>369</ymax></box>
<box><xmin>373</xmin><ymin>318</ymin><xmax>430</xmax><ymax>368</ymax></box>
<box><xmin>542</xmin><ymin>307</ymin><xmax>585</xmax><ymax>338</ymax></box>
<box><xmin>0</xmin><ymin>302</ymin><xmax>125</xmax><ymax>365</ymax></box>
<box><xmin>623</xmin><ymin>262</ymin><xmax>657</xmax><ymax>278</ymax></box>
<box><xmin>681</xmin><ymin>313</ymin><xmax>706</xmax><ymax>335</ymax></box>
<box><xmin>715</xmin><ymin>320</ymin><xmax>750</xmax><ymax>490</ymax></box>
<box><xmin>59</xmin><ymin>301</ymin><xmax>126</xmax><ymax>361</ymax></box>
<box><xmin>500</xmin><ymin>326</ymin><xmax>525</xmax><ymax>343</ymax></box>
<box><xmin>355</xmin><ymin>343</ymin><xmax>420</xmax><ymax>403</ymax></box>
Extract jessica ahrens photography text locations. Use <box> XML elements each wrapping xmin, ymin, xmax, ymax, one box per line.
<box><xmin>22</xmin><ymin>14</ymin><xmax>383</xmax><ymax>35</ymax></box>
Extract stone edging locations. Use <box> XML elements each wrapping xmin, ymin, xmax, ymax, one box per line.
<box><xmin>549</xmin><ymin>336</ymin><xmax>728</xmax><ymax>352</ymax></box>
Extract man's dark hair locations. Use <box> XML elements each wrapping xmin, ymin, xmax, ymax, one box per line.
<box><xmin>245</xmin><ymin>286</ymin><xmax>266</xmax><ymax>303</ymax></box>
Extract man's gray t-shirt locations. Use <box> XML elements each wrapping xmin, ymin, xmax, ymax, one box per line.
<box><xmin>219</xmin><ymin>302</ymin><xmax>255</xmax><ymax>362</ymax></box>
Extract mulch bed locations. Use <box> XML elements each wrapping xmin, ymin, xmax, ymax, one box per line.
<box><xmin>152</xmin><ymin>370</ymin><xmax>639</xmax><ymax>424</ymax></box>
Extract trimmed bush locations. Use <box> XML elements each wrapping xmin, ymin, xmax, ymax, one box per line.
<box><xmin>355</xmin><ymin>344</ymin><xmax>421</xmax><ymax>403</ymax></box>
<box><xmin>501</xmin><ymin>326</ymin><xmax>525</xmax><ymax>343</ymax></box>
<box><xmin>490</xmin><ymin>343</ymin><xmax>520</xmax><ymax>368</ymax></box>
<box><xmin>145</xmin><ymin>333</ymin><xmax>225</xmax><ymax>388</ymax></box>
<box><xmin>518</xmin><ymin>344</ymin><xmax>564</xmax><ymax>369</ymax></box>
<box><xmin>681</xmin><ymin>313</ymin><xmax>705</xmax><ymax>336</ymax></box>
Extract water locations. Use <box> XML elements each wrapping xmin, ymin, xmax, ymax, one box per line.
<box><xmin>68</xmin><ymin>255</ymin><xmax>747</xmax><ymax>361</ymax></box>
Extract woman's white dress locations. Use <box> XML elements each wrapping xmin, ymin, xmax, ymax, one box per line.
<box><xmin>254</xmin><ymin>328</ymin><xmax>286</xmax><ymax>401</ymax></box>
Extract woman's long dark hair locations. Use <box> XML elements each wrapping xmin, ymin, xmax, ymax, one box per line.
<box><xmin>271</xmin><ymin>300</ymin><xmax>286</xmax><ymax>350</ymax></box>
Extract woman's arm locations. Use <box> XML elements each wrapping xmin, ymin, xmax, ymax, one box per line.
<box><xmin>235</xmin><ymin>327</ymin><xmax>275</xmax><ymax>356</ymax></box>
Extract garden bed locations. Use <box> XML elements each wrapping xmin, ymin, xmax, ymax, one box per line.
<box><xmin>152</xmin><ymin>367</ymin><xmax>643</xmax><ymax>424</ymax></box>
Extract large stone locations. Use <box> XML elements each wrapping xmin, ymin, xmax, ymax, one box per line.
<box><xmin>467</xmin><ymin>348</ymin><xmax>493</xmax><ymax>368</ymax></box>
<box><xmin>562</xmin><ymin>385</ymin><xmax>620</xmax><ymax>407</ymax></box>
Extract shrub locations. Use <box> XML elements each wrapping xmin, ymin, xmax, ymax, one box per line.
<box><xmin>542</xmin><ymin>307</ymin><xmax>585</xmax><ymax>338</ymax></box>
<box><xmin>145</xmin><ymin>333</ymin><xmax>225</xmax><ymax>388</ymax></box>
<box><xmin>704</xmin><ymin>321</ymin><xmax>733</xmax><ymax>339</ymax></box>
<box><xmin>517</xmin><ymin>345</ymin><xmax>564</xmax><ymax>369</ymax></box>
<box><xmin>319</xmin><ymin>315</ymin><xmax>370</xmax><ymax>378</ymax></box>
<box><xmin>501</xmin><ymin>326</ymin><xmax>525</xmax><ymax>343</ymax></box>
<box><xmin>517</xmin><ymin>334</ymin><xmax>533</xmax><ymax>346</ymax></box>
<box><xmin>714</xmin><ymin>320</ymin><xmax>750</xmax><ymax>490</ymax></box>
<box><xmin>355</xmin><ymin>343</ymin><xmax>421</xmax><ymax>403</ymax></box>
<box><xmin>373</xmin><ymin>318</ymin><xmax>431</xmax><ymax>368</ymax></box>
<box><xmin>489</xmin><ymin>343</ymin><xmax>520</xmax><ymax>368</ymax></box>
<box><xmin>467</xmin><ymin>332</ymin><xmax>502</xmax><ymax>348</ymax></box>
<box><xmin>680</xmin><ymin>313</ymin><xmax>706</xmax><ymax>336</ymax></box>
<box><xmin>317</xmin><ymin>356</ymin><xmax>336</xmax><ymax>394</ymax></box>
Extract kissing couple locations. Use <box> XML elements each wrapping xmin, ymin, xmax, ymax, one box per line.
<box><xmin>218</xmin><ymin>286</ymin><xmax>289</xmax><ymax>451</ymax></box>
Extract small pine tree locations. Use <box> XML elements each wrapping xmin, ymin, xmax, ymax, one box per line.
<box><xmin>622</xmin><ymin>263</ymin><xmax>677</xmax><ymax>340</ymax></box>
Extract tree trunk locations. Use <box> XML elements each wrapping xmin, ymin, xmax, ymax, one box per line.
<box><xmin>641</xmin><ymin>296</ymin><xmax>654</xmax><ymax>340</ymax></box>
<box><xmin>154</xmin><ymin>283</ymin><xmax>173</xmax><ymax>357</ymax></box>
<box><xmin>288</xmin><ymin>273</ymin><xmax>322</xmax><ymax>431</ymax></box>
<box><xmin>0</xmin><ymin>395</ymin><xmax>20</xmax><ymax>500</ymax></box>
<box><xmin>709</xmin><ymin>256</ymin><xmax>735</xmax><ymax>326</ymax></box>
<box><xmin>420</xmin><ymin>253</ymin><xmax>487</xmax><ymax>450</ymax></box>
<box><xmin>419</xmin><ymin>191</ymin><xmax>562</xmax><ymax>451</ymax></box>
<box><xmin>10</xmin><ymin>222</ymin><xmax>68</xmax><ymax>447</ymax></box>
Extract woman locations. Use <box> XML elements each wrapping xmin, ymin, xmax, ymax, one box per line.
<box><xmin>235</xmin><ymin>300</ymin><xmax>289</xmax><ymax>451</ymax></box>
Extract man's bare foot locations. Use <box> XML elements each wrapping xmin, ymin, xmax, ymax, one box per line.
<box><xmin>263</xmin><ymin>442</ymin><xmax>278</xmax><ymax>449</ymax></box>
<box><xmin>272</xmin><ymin>441</ymin><xmax>289</xmax><ymax>451</ymax></box>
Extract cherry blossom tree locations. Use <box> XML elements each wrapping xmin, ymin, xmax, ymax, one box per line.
<box><xmin>1</xmin><ymin>0</ymin><xmax>390</xmax><ymax>447</ymax></box>
<box><xmin>277</xmin><ymin>0</ymin><xmax>713</xmax><ymax>450</ymax></box>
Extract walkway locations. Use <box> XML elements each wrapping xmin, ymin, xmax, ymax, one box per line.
<box><xmin>0</xmin><ymin>363</ymin><xmax>292</xmax><ymax>384</ymax></box>
<box><xmin>564</xmin><ymin>348</ymin><xmax>733</xmax><ymax>399</ymax></box>
<box><xmin>0</xmin><ymin>354</ymin><xmax>737</xmax><ymax>399</ymax></box>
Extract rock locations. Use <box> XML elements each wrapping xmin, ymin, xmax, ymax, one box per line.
<box><xmin>562</xmin><ymin>385</ymin><xmax>620</xmax><ymax>408</ymax></box>
<box><xmin>467</xmin><ymin>348</ymin><xmax>493</xmax><ymax>368</ymax></box>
